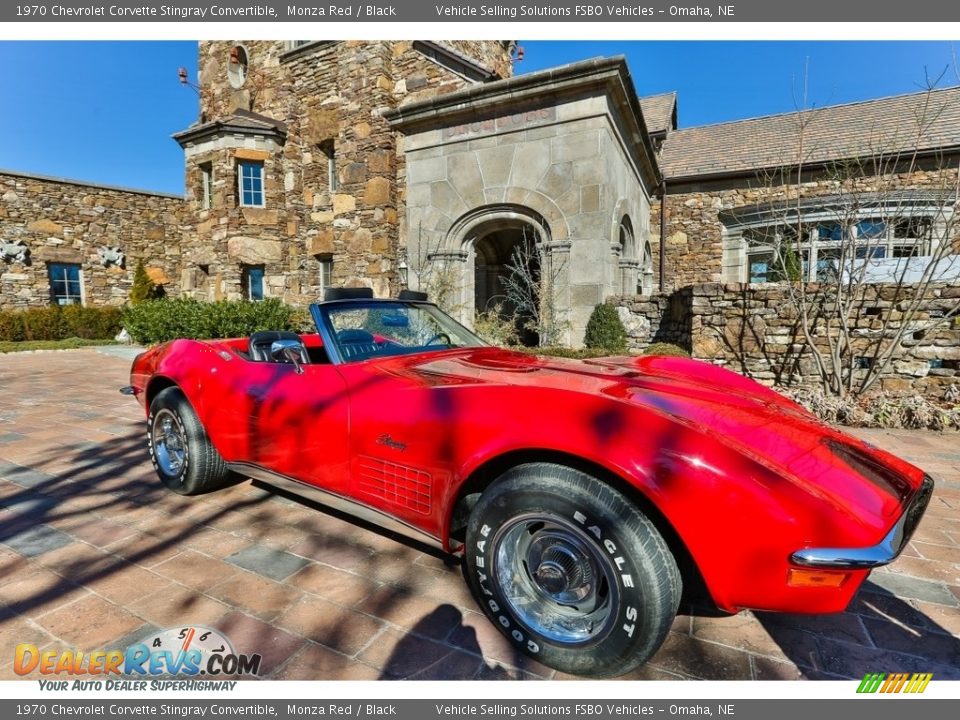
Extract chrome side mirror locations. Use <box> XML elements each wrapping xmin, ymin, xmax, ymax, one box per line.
<box><xmin>270</xmin><ymin>339</ymin><xmax>305</xmax><ymax>375</ymax></box>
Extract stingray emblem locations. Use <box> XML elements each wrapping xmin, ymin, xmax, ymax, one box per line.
<box><xmin>376</xmin><ymin>434</ymin><xmax>407</xmax><ymax>452</ymax></box>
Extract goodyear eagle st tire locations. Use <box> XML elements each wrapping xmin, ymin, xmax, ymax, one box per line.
<box><xmin>464</xmin><ymin>463</ymin><xmax>681</xmax><ymax>677</ymax></box>
<box><xmin>147</xmin><ymin>387</ymin><xmax>234</xmax><ymax>495</ymax></box>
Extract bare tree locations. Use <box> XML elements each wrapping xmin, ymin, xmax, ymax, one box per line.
<box><xmin>404</xmin><ymin>221</ymin><xmax>465</xmax><ymax>315</ymax></box>
<box><xmin>499</xmin><ymin>228</ymin><xmax>570</xmax><ymax>347</ymax></box>
<box><xmin>739</xmin><ymin>80</ymin><xmax>960</xmax><ymax>397</ymax></box>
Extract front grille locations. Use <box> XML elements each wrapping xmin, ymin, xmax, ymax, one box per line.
<box><xmin>902</xmin><ymin>475</ymin><xmax>935</xmax><ymax>544</ymax></box>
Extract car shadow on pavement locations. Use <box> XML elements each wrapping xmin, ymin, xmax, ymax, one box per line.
<box><xmin>0</xmin><ymin>431</ymin><xmax>416</xmax><ymax>677</ymax></box>
<box><xmin>4</xmin><ymin>431</ymin><xmax>958</xmax><ymax>682</ymax></box>
<box><xmin>755</xmin><ymin>581</ymin><xmax>960</xmax><ymax>680</ymax></box>
<box><xmin>376</xmin><ymin>603</ymin><xmax>550</xmax><ymax>680</ymax></box>
<box><xmin>1</xmin><ymin>439</ymin><xmax>252</xmax><ymax>588</ymax></box>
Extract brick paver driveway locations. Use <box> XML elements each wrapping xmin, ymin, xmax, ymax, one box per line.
<box><xmin>1</xmin><ymin>348</ymin><xmax>958</xmax><ymax>680</ymax></box>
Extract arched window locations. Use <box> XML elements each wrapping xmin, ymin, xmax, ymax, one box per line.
<box><xmin>227</xmin><ymin>45</ymin><xmax>248</xmax><ymax>89</ymax></box>
<box><xmin>617</xmin><ymin>215</ymin><xmax>639</xmax><ymax>295</ymax></box>
<box><xmin>719</xmin><ymin>194</ymin><xmax>954</xmax><ymax>284</ymax></box>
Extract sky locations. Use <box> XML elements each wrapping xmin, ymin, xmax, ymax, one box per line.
<box><xmin>0</xmin><ymin>40</ymin><xmax>956</xmax><ymax>196</ymax></box>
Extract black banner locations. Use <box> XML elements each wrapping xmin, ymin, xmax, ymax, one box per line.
<box><xmin>2</xmin><ymin>700</ymin><xmax>958</xmax><ymax>719</ymax></box>
<box><xmin>3</xmin><ymin>0</ymin><xmax>960</xmax><ymax>22</ymax></box>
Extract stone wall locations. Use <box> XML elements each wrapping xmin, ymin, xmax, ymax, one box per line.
<box><xmin>0</xmin><ymin>171</ymin><xmax>185</xmax><ymax>309</ymax></box>
<box><xmin>612</xmin><ymin>282</ymin><xmax>960</xmax><ymax>400</ymax></box>
<box><xmin>652</xmin><ymin>163</ymin><xmax>960</xmax><ymax>291</ymax></box>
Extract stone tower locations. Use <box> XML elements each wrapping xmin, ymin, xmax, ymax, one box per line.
<box><xmin>174</xmin><ymin>41</ymin><xmax>515</xmax><ymax>304</ymax></box>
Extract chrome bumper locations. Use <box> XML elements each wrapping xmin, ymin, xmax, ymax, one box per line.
<box><xmin>790</xmin><ymin>475</ymin><xmax>935</xmax><ymax>570</ymax></box>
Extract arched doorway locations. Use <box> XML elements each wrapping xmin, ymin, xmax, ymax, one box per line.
<box><xmin>438</xmin><ymin>204</ymin><xmax>557</xmax><ymax>345</ymax></box>
<box><xmin>473</xmin><ymin>224</ymin><xmax>542</xmax><ymax>346</ymax></box>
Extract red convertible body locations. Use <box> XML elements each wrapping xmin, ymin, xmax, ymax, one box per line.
<box><xmin>126</xmin><ymin>291</ymin><xmax>933</xmax><ymax>676</ymax></box>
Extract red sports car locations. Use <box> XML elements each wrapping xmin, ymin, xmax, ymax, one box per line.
<box><xmin>125</xmin><ymin>288</ymin><xmax>933</xmax><ymax>677</ymax></box>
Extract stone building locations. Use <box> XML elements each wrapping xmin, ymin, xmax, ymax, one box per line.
<box><xmin>0</xmin><ymin>41</ymin><xmax>519</xmax><ymax>311</ymax></box>
<box><xmin>650</xmin><ymin>87</ymin><xmax>960</xmax><ymax>290</ymax></box>
<box><xmin>173</xmin><ymin>44</ymin><xmax>658</xmax><ymax>343</ymax></box>
<box><xmin>385</xmin><ymin>57</ymin><xmax>660</xmax><ymax>340</ymax></box>
<box><xmin>0</xmin><ymin>171</ymin><xmax>184</xmax><ymax>308</ymax></box>
<box><xmin>2</xmin><ymin>41</ymin><xmax>958</xmax><ymax>352</ymax></box>
<box><xmin>173</xmin><ymin>40</ymin><xmax>518</xmax><ymax>306</ymax></box>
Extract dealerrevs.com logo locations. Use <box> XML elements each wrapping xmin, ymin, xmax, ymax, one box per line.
<box><xmin>857</xmin><ymin>672</ymin><xmax>933</xmax><ymax>694</ymax></box>
<box><xmin>14</xmin><ymin>626</ymin><xmax>261</xmax><ymax>681</ymax></box>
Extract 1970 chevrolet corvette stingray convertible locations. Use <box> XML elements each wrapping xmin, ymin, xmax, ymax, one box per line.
<box><xmin>125</xmin><ymin>288</ymin><xmax>933</xmax><ymax>677</ymax></box>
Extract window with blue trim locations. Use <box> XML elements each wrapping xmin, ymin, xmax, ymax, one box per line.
<box><xmin>243</xmin><ymin>265</ymin><xmax>265</xmax><ymax>301</ymax></box>
<box><xmin>48</xmin><ymin>263</ymin><xmax>82</xmax><ymax>305</ymax></box>
<box><xmin>238</xmin><ymin>161</ymin><xmax>265</xmax><ymax>207</ymax></box>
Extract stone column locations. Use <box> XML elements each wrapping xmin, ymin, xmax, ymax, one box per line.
<box><xmin>544</xmin><ymin>240</ymin><xmax>573</xmax><ymax>346</ymax></box>
<box><xmin>426</xmin><ymin>250</ymin><xmax>470</xmax><ymax>325</ymax></box>
<box><xmin>618</xmin><ymin>258</ymin><xmax>641</xmax><ymax>296</ymax></box>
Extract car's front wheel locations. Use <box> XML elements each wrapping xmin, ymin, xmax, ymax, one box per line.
<box><xmin>147</xmin><ymin>387</ymin><xmax>235</xmax><ymax>495</ymax></box>
<box><xmin>464</xmin><ymin>463</ymin><xmax>681</xmax><ymax>677</ymax></box>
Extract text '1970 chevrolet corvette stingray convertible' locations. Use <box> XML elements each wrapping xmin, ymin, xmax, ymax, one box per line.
<box><xmin>124</xmin><ymin>288</ymin><xmax>934</xmax><ymax>677</ymax></box>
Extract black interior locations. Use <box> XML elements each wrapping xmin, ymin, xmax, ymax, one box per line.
<box><xmin>336</xmin><ymin>328</ymin><xmax>380</xmax><ymax>362</ymax></box>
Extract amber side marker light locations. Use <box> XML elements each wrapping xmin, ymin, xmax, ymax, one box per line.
<box><xmin>787</xmin><ymin>568</ymin><xmax>850</xmax><ymax>587</ymax></box>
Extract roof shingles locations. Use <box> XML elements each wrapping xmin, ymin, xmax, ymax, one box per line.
<box><xmin>639</xmin><ymin>92</ymin><xmax>677</xmax><ymax>136</ymax></box>
<box><xmin>660</xmin><ymin>86</ymin><xmax>960</xmax><ymax>180</ymax></box>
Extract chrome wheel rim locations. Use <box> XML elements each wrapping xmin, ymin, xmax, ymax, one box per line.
<box><xmin>152</xmin><ymin>408</ymin><xmax>187</xmax><ymax>478</ymax></box>
<box><xmin>492</xmin><ymin>513</ymin><xmax>619</xmax><ymax>645</ymax></box>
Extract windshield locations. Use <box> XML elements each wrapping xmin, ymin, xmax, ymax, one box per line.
<box><xmin>314</xmin><ymin>301</ymin><xmax>488</xmax><ymax>363</ymax></box>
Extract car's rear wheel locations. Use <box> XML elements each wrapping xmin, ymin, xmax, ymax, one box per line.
<box><xmin>148</xmin><ymin>387</ymin><xmax>235</xmax><ymax>495</ymax></box>
<box><xmin>464</xmin><ymin>463</ymin><xmax>681</xmax><ymax>677</ymax></box>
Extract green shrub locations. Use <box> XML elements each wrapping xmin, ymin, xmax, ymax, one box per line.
<box><xmin>527</xmin><ymin>346</ymin><xmax>614</xmax><ymax>359</ymax></box>
<box><xmin>474</xmin><ymin>304</ymin><xmax>519</xmax><ymax>347</ymax></box>
<box><xmin>0</xmin><ymin>311</ymin><xmax>25</xmax><ymax>342</ymax></box>
<box><xmin>61</xmin><ymin>305</ymin><xmax>123</xmax><ymax>339</ymax></box>
<box><xmin>0</xmin><ymin>305</ymin><xmax>123</xmax><ymax>342</ymax></box>
<box><xmin>20</xmin><ymin>307</ymin><xmax>69</xmax><ymax>341</ymax></box>
<box><xmin>130</xmin><ymin>260</ymin><xmax>161</xmax><ymax>304</ymax></box>
<box><xmin>290</xmin><ymin>307</ymin><xmax>316</xmax><ymax>334</ymax></box>
<box><xmin>583</xmin><ymin>303</ymin><xmax>628</xmax><ymax>354</ymax></box>
<box><xmin>642</xmin><ymin>342</ymin><xmax>690</xmax><ymax>357</ymax></box>
<box><xmin>122</xmin><ymin>298</ymin><xmax>297</xmax><ymax>345</ymax></box>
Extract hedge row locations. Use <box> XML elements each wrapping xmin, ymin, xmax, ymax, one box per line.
<box><xmin>121</xmin><ymin>298</ymin><xmax>301</xmax><ymax>345</ymax></box>
<box><xmin>0</xmin><ymin>305</ymin><xmax>123</xmax><ymax>342</ymax></box>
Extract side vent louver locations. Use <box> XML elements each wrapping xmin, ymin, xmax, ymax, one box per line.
<box><xmin>358</xmin><ymin>456</ymin><xmax>432</xmax><ymax>514</ymax></box>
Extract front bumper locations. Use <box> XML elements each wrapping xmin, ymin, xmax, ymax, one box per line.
<box><xmin>790</xmin><ymin>475</ymin><xmax>934</xmax><ymax>570</ymax></box>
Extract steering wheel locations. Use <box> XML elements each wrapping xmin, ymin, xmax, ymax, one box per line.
<box><xmin>424</xmin><ymin>332</ymin><xmax>452</xmax><ymax>347</ymax></box>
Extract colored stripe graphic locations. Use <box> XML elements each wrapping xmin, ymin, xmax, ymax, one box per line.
<box><xmin>857</xmin><ymin>672</ymin><xmax>932</xmax><ymax>694</ymax></box>
<box><xmin>906</xmin><ymin>673</ymin><xmax>933</xmax><ymax>693</ymax></box>
<box><xmin>857</xmin><ymin>672</ymin><xmax>885</xmax><ymax>693</ymax></box>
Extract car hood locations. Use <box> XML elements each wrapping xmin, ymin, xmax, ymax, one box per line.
<box><xmin>407</xmin><ymin>347</ymin><xmax>924</xmax><ymax>521</ymax></box>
